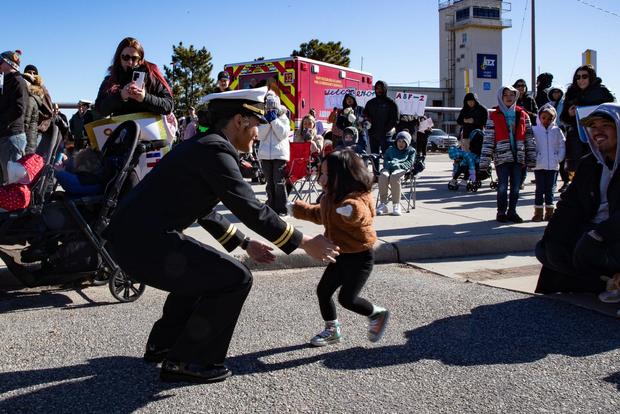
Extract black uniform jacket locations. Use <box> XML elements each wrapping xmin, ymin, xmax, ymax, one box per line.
<box><xmin>103</xmin><ymin>132</ymin><xmax>302</xmax><ymax>274</ymax></box>
<box><xmin>543</xmin><ymin>154</ymin><xmax>620</xmax><ymax>248</ymax></box>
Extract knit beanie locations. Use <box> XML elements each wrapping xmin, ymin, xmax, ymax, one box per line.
<box><xmin>343</xmin><ymin>126</ymin><xmax>358</xmax><ymax>144</ymax></box>
<box><xmin>0</xmin><ymin>50</ymin><xmax>22</xmax><ymax>71</ymax></box>
<box><xmin>23</xmin><ymin>64</ymin><xmax>38</xmax><ymax>75</ymax></box>
<box><xmin>395</xmin><ymin>130</ymin><xmax>412</xmax><ymax>147</ymax></box>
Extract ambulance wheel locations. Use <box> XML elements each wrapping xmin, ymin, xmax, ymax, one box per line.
<box><xmin>109</xmin><ymin>269</ymin><xmax>145</xmax><ymax>303</ymax></box>
<box><xmin>448</xmin><ymin>182</ymin><xmax>458</xmax><ymax>191</ymax></box>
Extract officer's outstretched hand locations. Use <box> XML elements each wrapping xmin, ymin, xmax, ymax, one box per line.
<box><xmin>301</xmin><ymin>234</ymin><xmax>340</xmax><ymax>263</ymax></box>
<box><xmin>246</xmin><ymin>240</ymin><xmax>276</xmax><ymax>264</ymax></box>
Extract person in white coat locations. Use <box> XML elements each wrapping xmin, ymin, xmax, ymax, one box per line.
<box><xmin>532</xmin><ymin>105</ymin><xmax>566</xmax><ymax>221</ymax></box>
<box><xmin>257</xmin><ymin>91</ymin><xmax>291</xmax><ymax>215</ymax></box>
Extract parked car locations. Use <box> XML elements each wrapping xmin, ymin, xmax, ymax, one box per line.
<box><xmin>427</xmin><ymin>128</ymin><xmax>458</xmax><ymax>152</ymax></box>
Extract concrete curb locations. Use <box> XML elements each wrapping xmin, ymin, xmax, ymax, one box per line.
<box><xmin>238</xmin><ymin>228</ymin><xmax>544</xmax><ymax>271</ymax></box>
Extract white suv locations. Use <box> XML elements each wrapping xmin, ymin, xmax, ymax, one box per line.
<box><xmin>427</xmin><ymin>128</ymin><xmax>458</xmax><ymax>152</ymax></box>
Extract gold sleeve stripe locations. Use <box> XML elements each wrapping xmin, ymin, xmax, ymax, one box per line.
<box><xmin>274</xmin><ymin>223</ymin><xmax>294</xmax><ymax>248</ymax></box>
<box><xmin>220</xmin><ymin>229</ymin><xmax>236</xmax><ymax>246</ymax></box>
<box><xmin>217</xmin><ymin>224</ymin><xmax>235</xmax><ymax>244</ymax></box>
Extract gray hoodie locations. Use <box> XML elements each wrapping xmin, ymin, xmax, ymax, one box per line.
<box><xmin>583</xmin><ymin>103</ymin><xmax>620</xmax><ymax>223</ymax></box>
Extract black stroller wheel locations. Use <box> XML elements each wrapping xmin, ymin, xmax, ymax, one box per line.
<box><xmin>448</xmin><ymin>182</ymin><xmax>458</xmax><ymax>191</ymax></box>
<box><xmin>108</xmin><ymin>269</ymin><xmax>146</xmax><ymax>302</ymax></box>
<box><xmin>490</xmin><ymin>181</ymin><xmax>498</xmax><ymax>190</ymax></box>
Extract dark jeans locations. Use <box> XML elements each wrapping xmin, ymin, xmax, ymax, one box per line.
<box><xmin>534</xmin><ymin>170</ymin><xmax>558</xmax><ymax>206</ymax></box>
<box><xmin>495</xmin><ymin>162</ymin><xmax>523</xmax><ymax>214</ymax></box>
<box><xmin>0</xmin><ymin>133</ymin><xmax>27</xmax><ymax>185</ymax></box>
<box><xmin>535</xmin><ymin>233</ymin><xmax>620</xmax><ymax>293</ymax></box>
<box><xmin>369</xmin><ymin>136</ymin><xmax>391</xmax><ymax>173</ymax></box>
<box><xmin>261</xmin><ymin>159</ymin><xmax>287</xmax><ymax>214</ymax></box>
<box><xmin>317</xmin><ymin>250</ymin><xmax>375</xmax><ymax>321</ymax></box>
<box><xmin>559</xmin><ymin>160</ymin><xmax>569</xmax><ymax>184</ymax></box>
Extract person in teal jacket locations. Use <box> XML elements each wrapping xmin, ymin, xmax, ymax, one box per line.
<box><xmin>377</xmin><ymin>130</ymin><xmax>416</xmax><ymax>216</ymax></box>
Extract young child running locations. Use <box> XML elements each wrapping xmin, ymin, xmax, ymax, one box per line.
<box><xmin>290</xmin><ymin>149</ymin><xmax>389</xmax><ymax>346</ymax></box>
<box><xmin>531</xmin><ymin>105</ymin><xmax>566</xmax><ymax>221</ymax></box>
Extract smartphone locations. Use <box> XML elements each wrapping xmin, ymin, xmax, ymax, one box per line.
<box><xmin>132</xmin><ymin>71</ymin><xmax>145</xmax><ymax>90</ymax></box>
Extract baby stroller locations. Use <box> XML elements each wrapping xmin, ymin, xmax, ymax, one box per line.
<box><xmin>0</xmin><ymin>121</ymin><xmax>164</xmax><ymax>302</ymax></box>
<box><xmin>239</xmin><ymin>140</ymin><xmax>265</xmax><ymax>184</ymax></box>
<box><xmin>447</xmin><ymin>129</ymin><xmax>490</xmax><ymax>192</ymax></box>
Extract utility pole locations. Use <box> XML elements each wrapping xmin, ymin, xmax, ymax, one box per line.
<box><xmin>531</xmin><ymin>0</ymin><xmax>536</xmax><ymax>98</ymax></box>
<box><xmin>361</xmin><ymin>56</ymin><xmax>364</xmax><ymax>71</ymax></box>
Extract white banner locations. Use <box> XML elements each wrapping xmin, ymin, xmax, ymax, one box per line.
<box><xmin>324</xmin><ymin>88</ymin><xmax>426</xmax><ymax>116</ymax></box>
<box><xmin>392</xmin><ymin>92</ymin><xmax>427</xmax><ymax>116</ymax></box>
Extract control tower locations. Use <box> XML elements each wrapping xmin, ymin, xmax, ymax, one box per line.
<box><xmin>439</xmin><ymin>0</ymin><xmax>512</xmax><ymax>108</ymax></box>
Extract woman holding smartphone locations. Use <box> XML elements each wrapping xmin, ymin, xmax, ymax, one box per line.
<box><xmin>95</xmin><ymin>37</ymin><xmax>173</xmax><ymax>117</ymax></box>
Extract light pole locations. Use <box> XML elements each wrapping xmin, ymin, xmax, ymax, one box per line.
<box><xmin>531</xmin><ymin>0</ymin><xmax>536</xmax><ymax>98</ymax></box>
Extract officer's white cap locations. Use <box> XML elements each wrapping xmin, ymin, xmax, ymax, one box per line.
<box><xmin>200</xmin><ymin>87</ymin><xmax>268</xmax><ymax>123</ymax></box>
<box><xmin>200</xmin><ymin>86</ymin><xmax>267</xmax><ymax>105</ymax></box>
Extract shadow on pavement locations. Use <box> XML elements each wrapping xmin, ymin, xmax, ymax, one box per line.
<box><xmin>604</xmin><ymin>372</ymin><xmax>620</xmax><ymax>391</ymax></box>
<box><xmin>0</xmin><ymin>357</ymin><xmax>187</xmax><ymax>413</ymax></box>
<box><xmin>232</xmin><ymin>297</ymin><xmax>620</xmax><ymax>377</ymax></box>
<box><xmin>0</xmin><ymin>287</ymin><xmax>116</xmax><ymax>313</ymax></box>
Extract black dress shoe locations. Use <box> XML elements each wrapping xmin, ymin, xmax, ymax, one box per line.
<box><xmin>496</xmin><ymin>213</ymin><xmax>509</xmax><ymax>223</ymax></box>
<box><xmin>160</xmin><ymin>360</ymin><xmax>232</xmax><ymax>384</ymax></box>
<box><xmin>144</xmin><ymin>343</ymin><xmax>170</xmax><ymax>364</ymax></box>
<box><xmin>507</xmin><ymin>212</ymin><xmax>524</xmax><ymax>223</ymax></box>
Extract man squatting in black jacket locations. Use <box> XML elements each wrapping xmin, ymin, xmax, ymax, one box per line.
<box><xmin>103</xmin><ymin>87</ymin><xmax>340</xmax><ymax>384</ymax></box>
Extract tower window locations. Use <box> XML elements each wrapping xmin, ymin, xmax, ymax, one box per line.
<box><xmin>456</xmin><ymin>8</ymin><xmax>470</xmax><ymax>21</ymax></box>
<box><xmin>462</xmin><ymin>33</ymin><xmax>467</xmax><ymax>43</ymax></box>
<box><xmin>473</xmin><ymin>7</ymin><xmax>500</xmax><ymax>19</ymax></box>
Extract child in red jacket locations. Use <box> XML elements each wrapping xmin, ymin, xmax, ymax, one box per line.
<box><xmin>291</xmin><ymin>149</ymin><xmax>389</xmax><ymax>346</ymax></box>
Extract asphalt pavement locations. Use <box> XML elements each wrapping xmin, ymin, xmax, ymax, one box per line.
<box><xmin>1</xmin><ymin>264</ymin><xmax>619</xmax><ymax>413</ymax></box>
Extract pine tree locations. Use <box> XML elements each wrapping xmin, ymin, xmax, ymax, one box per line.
<box><xmin>163</xmin><ymin>42</ymin><xmax>215</xmax><ymax>115</ymax></box>
<box><xmin>291</xmin><ymin>39</ymin><xmax>351</xmax><ymax>67</ymax></box>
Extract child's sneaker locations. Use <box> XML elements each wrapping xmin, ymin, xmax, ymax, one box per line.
<box><xmin>368</xmin><ymin>309</ymin><xmax>390</xmax><ymax>342</ymax></box>
<box><xmin>377</xmin><ymin>203</ymin><xmax>389</xmax><ymax>216</ymax></box>
<box><xmin>598</xmin><ymin>290</ymin><xmax>620</xmax><ymax>304</ymax></box>
<box><xmin>392</xmin><ymin>204</ymin><xmax>401</xmax><ymax>216</ymax></box>
<box><xmin>310</xmin><ymin>322</ymin><xmax>342</xmax><ymax>347</ymax></box>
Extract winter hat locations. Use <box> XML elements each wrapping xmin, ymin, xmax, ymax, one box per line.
<box><xmin>0</xmin><ymin>50</ymin><xmax>22</xmax><ymax>71</ymax></box>
<box><xmin>265</xmin><ymin>91</ymin><xmax>282</xmax><ymax>111</ymax></box>
<box><xmin>343</xmin><ymin>126</ymin><xmax>358</xmax><ymax>143</ymax></box>
<box><xmin>395</xmin><ymin>130</ymin><xmax>412</xmax><ymax>147</ymax></box>
<box><xmin>217</xmin><ymin>70</ymin><xmax>230</xmax><ymax>81</ymax></box>
<box><xmin>537</xmin><ymin>72</ymin><xmax>553</xmax><ymax>89</ymax></box>
<box><xmin>23</xmin><ymin>64</ymin><xmax>38</xmax><ymax>75</ymax></box>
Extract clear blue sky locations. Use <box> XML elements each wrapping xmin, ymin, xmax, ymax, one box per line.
<box><xmin>6</xmin><ymin>0</ymin><xmax>619</xmax><ymax>109</ymax></box>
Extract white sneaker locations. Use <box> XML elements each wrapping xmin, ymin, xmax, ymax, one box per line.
<box><xmin>599</xmin><ymin>290</ymin><xmax>620</xmax><ymax>304</ymax></box>
<box><xmin>377</xmin><ymin>203</ymin><xmax>389</xmax><ymax>216</ymax></box>
<box><xmin>392</xmin><ymin>204</ymin><xmax>401</xmax><ymax>216</ymax></box>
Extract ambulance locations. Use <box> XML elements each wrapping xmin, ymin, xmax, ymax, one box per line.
<box><xmin>223</xmin><ymin>57</ymin><xmax>374</xmax><ymax>125</ymax></box>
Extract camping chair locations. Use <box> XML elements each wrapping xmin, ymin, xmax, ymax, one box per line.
<box><xmin>375</xmin><ymin>153</ymin><xmax>423</xmax><ymax>214</ymax></box>
<box><xmin>284</xmin><ymin>141</ymin><xmax>320</xmax><ymax>203</ymax></box>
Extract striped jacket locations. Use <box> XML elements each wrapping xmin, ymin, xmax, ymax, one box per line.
<box><xmin>480</xmin><ymin>107</ymin><xmax>536</xmax><ymax>170</ymax></box>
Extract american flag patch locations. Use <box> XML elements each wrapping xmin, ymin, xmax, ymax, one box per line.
<box><xmin>146</xmin><ymin>151</ymin><xmax>162</xmax><ymax>168</ymax></box>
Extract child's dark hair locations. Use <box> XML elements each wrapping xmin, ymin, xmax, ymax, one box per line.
<box><xmin>323</xmin><ymin>149</ymin><xmax>373</xmax><ymax>203</ymax></box>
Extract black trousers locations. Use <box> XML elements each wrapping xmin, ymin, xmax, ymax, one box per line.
<box><xmin>535</xmin><ymin>231</ymin><xmax>620</xmax><ymax>293</ymax></box>
<box><xmin>261</xmin><ymin>159</ymin><xmax>287</xmax><ymax>214</ymax></box>
<box><xmin>110</xmin><ymin>232</ymin><xmax>252</xmax><ymax>366</ymax></box>
<box><xmin>317</xmin><ymin>250</ymin><xmax>375</xmax><ymax>321</ymax></box>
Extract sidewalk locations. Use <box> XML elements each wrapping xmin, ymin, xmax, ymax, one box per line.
<box><xmin>183</xmin><ymin>152</ymin><xmax>548</xmax><ymax>270</ymax></box>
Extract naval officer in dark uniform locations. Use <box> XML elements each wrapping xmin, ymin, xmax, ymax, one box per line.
<box><xmin>103</xmin><ymin>87</ymin><xmax>339</xmax><ymax>383</ymax></box>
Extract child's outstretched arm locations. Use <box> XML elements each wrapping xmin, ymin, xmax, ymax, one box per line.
<box><xmin>291</xmin><ymin>200</ymin><xmax>323</xmax><ymax>225</ymax></box>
